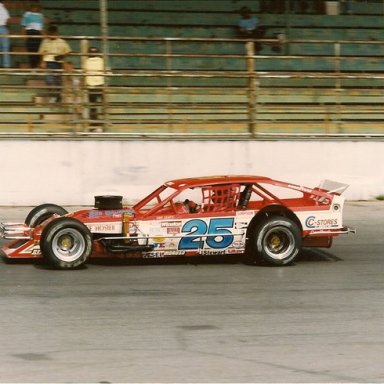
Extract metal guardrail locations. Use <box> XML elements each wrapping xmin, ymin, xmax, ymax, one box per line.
<box><xmin>1</xmin><ymin>35</ymin><xmax>384</xmax><ymax>139</ymax></box>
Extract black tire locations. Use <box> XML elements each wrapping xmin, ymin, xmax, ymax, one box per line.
<box><xmin>25</xmin><ymin>204</ymin><xmax>68</xmax><ymax>227</ymax></box>
<box><xmin>40</xmin><ymin>217</ymin><xmax>92</xmax><ymax>269</ymax></box>
<box><xmin>248</xmin><ymin>216</ymin><xmax>302</xmax><ymax>266</ymax></box>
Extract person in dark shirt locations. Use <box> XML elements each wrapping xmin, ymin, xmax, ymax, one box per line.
<box><xmin>237</xmin><ymin>6</ymin><xmax>266</xmax><ymax>53</ymax></box>
<box><xmin>21</xmin><ymin>3</ymin><xmax>45</xmax><ymax>68</ymax></box>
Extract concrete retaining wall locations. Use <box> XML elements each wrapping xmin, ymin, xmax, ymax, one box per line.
<box><xmin>0</xmin><ymin>140</ymin><xmax>382</xmax><ymax>205</ymax></box>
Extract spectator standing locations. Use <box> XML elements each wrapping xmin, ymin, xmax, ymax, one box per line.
<box><xmin>21</xmin><ymin>2</ymin><xmax>45</xmax><ymax>68</ymax></box>
<box><xmin>83</xmin><ymin>47</ymin><xmax>105</xmax><ymax>125</ymax></box>
<box><xmin>341</xmin><ymin>0</ymin><xmax>353</xmax><ymax>14</ymax></box>
<box><xmin>38</xmin><ymin>24</ymin><xmax>71</xmax><ymax>102</ymax></box>
<box><xmin>237</xmin><ymin>6</ymin><xmax>266</xmax><ymax>53</ymax></box>
<box><xmin>0</xmin><ymin>0</ymin><xmax>10</xmax><ymax>68</ymax></box>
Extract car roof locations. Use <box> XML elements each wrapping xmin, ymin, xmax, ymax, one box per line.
<box><xmin>164</xmin><ymin>175</ymin><xmax>273</xmax><ymax>189</ymax></box>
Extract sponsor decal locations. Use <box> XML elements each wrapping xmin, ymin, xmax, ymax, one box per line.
<box><xmin>143</xmin><ymin>250</ymin><xmax>185</xmax><ymax>258</ymax></box>
<box><xmin>143</xmin><ymin>252</ymin><xmax>165</xmax><ymax>258</ymax></box>
<box><xmin>232</xmin><ymin>241</ymin><xmax>244</xmax><ymax>249</ymax></box>
<box><xmin>235</xmin><ymin>221</ymin><xmax>249</xmax><ymax>229</ymax></box>
<box><xmin>167</xmin><ymin>227</ymin><xmax>180</xmax><ymax>234</ymax></box>
<box><xmin>165</xmin><ymin>240</ymin><xmax>177</xmax><ymax>249</ymax></box>
<box><xmin>236</xmin><ymin>210</ymin><xmax>255</xmax><ymax>216</ymax></box>
<box><xmin>153</xmin><ymin>236</ymin><xmax>165</xmax><ymax>243</ymax></box>
<box><xmin>227</xmin><ymin>248</ymin><xmax>241</xmax><ymax>254</ymax></box>
<box><xmin>305</xmin><ymin>216</ymin><xmax>338</xmax><ymax>228</ymax></box>
<box><xmin>128</xmin><ymin>222</ymin><xmax>137</xmax><ymax>235</ymax></box>
<box><xmin>87</xmin><ymin>223</ymin><xmax>119</xmax><ymax>233</ymax></box>
<box><xmin>198</xmin><ymin>249</ymin><xmax>226</xmax><ymax>256</ymax></box>
<box><xmin>88</xmin><ymin>211</ymin><xmax>103</xmax><ymax>218</ymax></box>
<box><xmin>20</xmin><ymin>244</ymin><xmax>41</xmax><ymax>256</ymax></box>
<box><xmin>31</xmin><ymin>248</ymin><xmax>41</xmax><ymax>256</ymax></box>
<box><xmin>288</xmin><ymin>184</ymin><xmax>313</xmax><ymax>193</ymax></box>
<box><xmin>161</xmin><ymin>220</ymin><xmax>182</xmax><ymax>234</ymax></box>
<box><xmin>88</xmin><ymin>209</ymin><xmax>134</xmax><ymax>218</ymax></box>
<box><xmin>161</xmin><ymin>221</ymin><xmax>182</xmax><ymax>228</ymax></box>
<box><xmin>165</xmin><ymin>250</ymin><xmax>185</xmax><ymax>256</ymax></box>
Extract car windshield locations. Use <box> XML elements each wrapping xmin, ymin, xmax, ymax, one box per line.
<box><xmin>132</xmin><ymin>185</ymin><xmax>178</xmax><ymax>212</ymax></box>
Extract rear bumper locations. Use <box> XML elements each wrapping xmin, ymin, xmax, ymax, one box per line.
<box><xmin>340</xmin><ymin>226</ymin><xmax>356</xmax><ymax>235</ymax></box>
<box><xmin>303</xmin><ymin>226</ymin><xmax>356</xmax><ymax>248</ymax></box>
<box><xmin>307</xmin><ymin>226</ymin><xmax>356</xmax><ymax>236</ymax></box>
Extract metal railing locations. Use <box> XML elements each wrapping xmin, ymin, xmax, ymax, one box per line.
<box><xmin>1</xmin><ymin>34</ymin><xmax>384</xmax><ymax>139</ymax></box>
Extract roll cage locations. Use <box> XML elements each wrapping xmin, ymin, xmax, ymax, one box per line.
<box><xmin>130</xmin><ymin>176</ymin><xmax>344</xmax><ymax>218</ymax></box>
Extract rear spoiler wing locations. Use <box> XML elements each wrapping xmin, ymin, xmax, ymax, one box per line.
<box><xmin>317</xmin><ymin>180</ymin><xmax>349</xmax><ymax>195</ymax></box>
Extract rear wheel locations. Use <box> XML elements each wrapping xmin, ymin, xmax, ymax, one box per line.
<box><xmin>40</xmin><ymin>217</ymin><xmax>92</xmax><ymax>269</ymax></box>
<box><xmin>25</xmin><ymin>204</ymin><xmax>68</xmax><ymax>227</ymax></box>
<box><xmin>248</xmin><ymin>216</ymin><xmax>302</xmax><ymax>265</ymax></box>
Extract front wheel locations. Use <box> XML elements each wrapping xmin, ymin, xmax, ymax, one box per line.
<box><xmin>248</xmin><ymin>216</ymin><xmax>302</xmax><ymax>266</ymax></box>
<box><xmin>40</xmin><ymin>217</ymin><xmax>93</xmax><ymax>269</ymax></box>
<box><xmin>25</xmin><ymin>204</ymin><xmax>68</xmax><ymax>227</ymax></box>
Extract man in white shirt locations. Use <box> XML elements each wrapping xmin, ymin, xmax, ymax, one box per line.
<box><xmin>0</xmin><ymin>0</ymin><xmax>10</xmax><ymax>67</ymax></box>
<box><xmin>84</xmin><ymin>47</ymin><xmax>105</xmax><ymax>124</ymax></box>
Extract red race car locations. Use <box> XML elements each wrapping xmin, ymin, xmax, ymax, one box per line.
<box><xmin>0</xmin><ymin>175</ymin><xmax>354</xmax><ymax>269</ymax></box>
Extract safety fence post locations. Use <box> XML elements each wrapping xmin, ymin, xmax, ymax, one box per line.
<box><xmin>246</xmin><ymin>41</ymin><xmax>257</xmax><ymax>136</ymax></box>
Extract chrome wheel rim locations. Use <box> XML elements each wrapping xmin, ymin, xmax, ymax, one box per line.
<box><xmin>263</xmin><ymin>226</ymin><xmax>296</xmax><ymax>260</ymax></box>
<box><xmin>51</xmin><ymin>228</ymin><xmax>86</xmax><ymax>262</ymax></box>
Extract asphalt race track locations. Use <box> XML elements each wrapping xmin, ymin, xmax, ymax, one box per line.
<box><xmin>0</xmin><ymin>202</ymin><xmax>383</xmax><ymax>383</ymax></box>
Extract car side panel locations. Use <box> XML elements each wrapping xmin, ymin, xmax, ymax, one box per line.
<box><xmin>134</xmin><ymin>211</ymin><xmax>256</xmax><ymax>258</ymax></box>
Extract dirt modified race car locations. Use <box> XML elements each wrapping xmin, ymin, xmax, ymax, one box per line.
<box><xmin>0</xmin><ymin>175</ymin><xmax>354</xmax><ymax>269</ymax></box>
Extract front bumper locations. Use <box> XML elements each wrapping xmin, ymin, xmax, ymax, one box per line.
<box><xmin>0</xmin><ymin>223</ymin><xmax>32</xmax><ymax>240</ymax></box>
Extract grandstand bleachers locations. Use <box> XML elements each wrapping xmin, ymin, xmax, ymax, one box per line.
<box><xmin>0</xmin><ymin>0</ymin><xmax>384</xmax><ymax>136</ymax></box>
